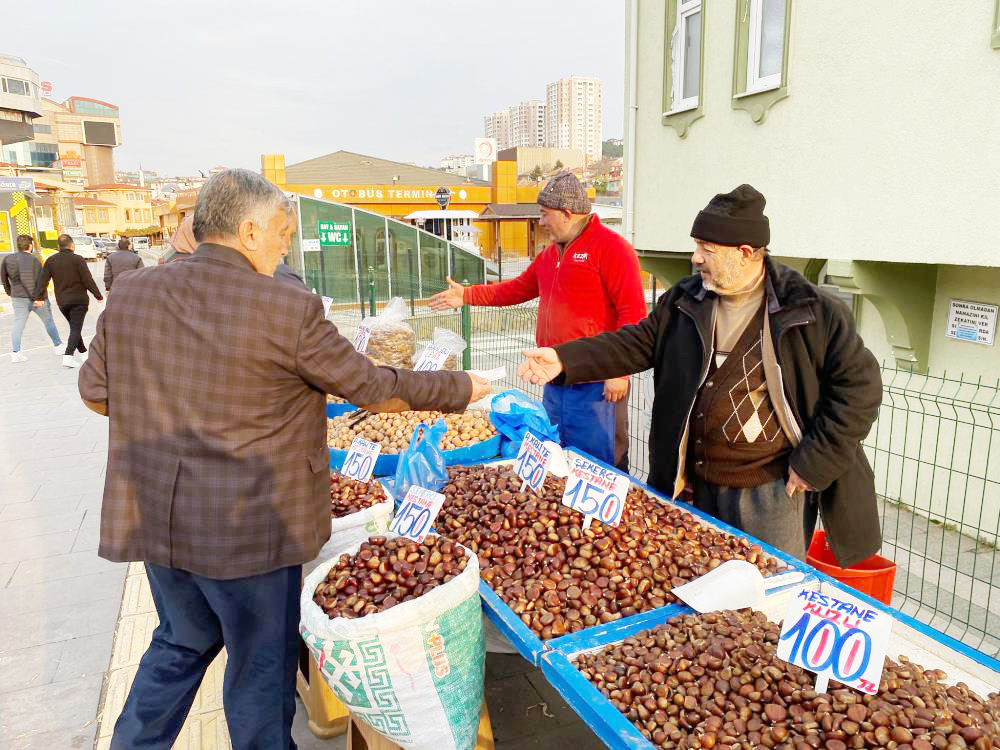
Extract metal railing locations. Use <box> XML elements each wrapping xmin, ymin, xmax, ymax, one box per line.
<box><xmin>464</xmin><ymin>306</ymin><xmax>1000</xmax><ymax>659</ymax></box>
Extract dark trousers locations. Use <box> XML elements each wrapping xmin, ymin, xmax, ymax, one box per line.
<box><xmin>690</xmin><ymin>475</ymin><xmax>814</xmax><ymax>561</ymax></box>
<box><xmin>58</xmin><ymin>302</ymin><xmax>88</xmax><ymax>355</ymax></box>
<box><xmin>111</xmin><ymin>563</ymin><xmax>301</xmax><ymax>750</ymax></box>
<box><xmin>543</xmin><ymin>382</ymin><xmax>630</xmax><ymax>472</ymax></box>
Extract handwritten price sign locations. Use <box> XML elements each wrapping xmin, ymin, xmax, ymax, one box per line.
<box><xmin>352</xmin><ymin>324</ymin><xmax>372</xmax><ymax>353</ymax></box>
<box><xmin>514</xmin><ymin>432</ymin><xmax>551</xmax><ymax>494</ymax></box>
<box><xmin>561</xmin><ymin>454</ymin><xmax>630</xmax><ymax>529</ymax></box>
<box><xmin>340</xmin><ymin>438</ymin><xmax>381</xmax><ymax>483</ymax></box>
<box><xmin>777</xmin><ymin>588</ymin><xmax>892</xmax><ymax>695</ymax></box>
<box><xmin>414</xmin><ymin>344</ymin><xmax>451</xmax><ymax>372</ymax></box>
<box><xmin>389</xmin><ymin>486</ymin><xmax>446</xmax><ymax>543</ymax></box>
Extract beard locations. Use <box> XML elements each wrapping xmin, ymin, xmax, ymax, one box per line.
<box><xmin>700</xmin><ymin>254</ymin><xmax>743</xmax><ymax>294</ymax></box>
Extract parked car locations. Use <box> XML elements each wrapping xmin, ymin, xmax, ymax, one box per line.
<box><xmin>95</xmin><ymin>239</ymin><xmax>114</xmax><ymax>259</ymax></box>
<box><xmin>132</xmin><ymin>236</ymin><xmax>150</xmax><ymax>252</ymax></box>
<box><xmin>68</xmin><ymin>234</ymin><xmax>98</xmax><ymax>262</ymax></box>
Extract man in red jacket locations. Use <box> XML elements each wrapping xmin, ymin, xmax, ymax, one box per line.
<box><xmin>429</xmin><ymin>173</ymin><xmax>646</xmax><ymax>469</ymax></box>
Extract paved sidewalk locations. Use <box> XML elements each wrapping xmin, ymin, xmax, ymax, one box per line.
<box><xmin>0</xmin><ymin>266</ymin><xmax>339</xmax><ymax>749</ymax></box>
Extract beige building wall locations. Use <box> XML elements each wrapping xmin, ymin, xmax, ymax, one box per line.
<box><xmin>625</xmin><ymin>1</ymin><xmax>1000</xmax><ymax>266</ymax></box>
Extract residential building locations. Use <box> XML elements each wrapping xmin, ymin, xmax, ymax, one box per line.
<box><xmin>545</xmin><ymin>76</ymin><xmax>602</xmax><ymax>163</ymax></box>
<box><xmin>484</xmin><ymin>110</ymin><xmax>511</xmax><ymax>150</ymax></box>
<box><xmin>439</xmin><ymin>154</ymin><xmax>475</xmax><ymax>175</ymax></box>
<box><xmin>623</xmin><ymin>0</ymin><xmax>1000</xmax><ymax>379</ymax></box>
<box><xmin>74</xmin><ymin>183</ymin><xmax>154</xmax><ymax>237</ymax></box>
<box><xmin>511</xmin><ymin>100</ymin><xmax>546</xmax><ymax>148</ymax></box>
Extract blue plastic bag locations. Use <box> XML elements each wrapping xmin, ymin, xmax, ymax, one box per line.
<box><xmin>390</xmin><ymin>419</ymin><xmax>449</xmax><ymax>503</ymax></box>
<box><xmin>488</xmin><ymin>390</ymin><xmax>560</xmax><ymax>458</ymax></box>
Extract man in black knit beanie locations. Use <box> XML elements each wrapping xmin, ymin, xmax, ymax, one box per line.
<box><xmin>517</xmin><ymin>185</ymin><xmax>884</xmax><ymax>567</ymax></box>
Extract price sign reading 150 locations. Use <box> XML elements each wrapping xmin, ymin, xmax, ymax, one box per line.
<box><xmin>560</xmin><ymin>454</ymin><xmax>630</xmax><ymax>529</ymax></box>
<box><xmin>514</xmin><ymin>432</ymin><xmax>551</xmax><ymax>494</ymax></box>
<box><xmin>389</xmin><ymin>486</ymin><xmax>446</xmax><ymax>543</ymax></box>
<box><xmin>340</xmin><ymin>437</ymin><xmax>381</xmax><ymax>483</ymax></box>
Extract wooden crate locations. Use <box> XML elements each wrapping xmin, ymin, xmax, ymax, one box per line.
<box><xmin>296</xmin><ymin>643</ymin><xmax>350</xmax><ymax>738</ymax></box>
<box><xmin>347</xmin><ymin>701</ymin><xmax>494</xmax><ymax>750</ymax></box>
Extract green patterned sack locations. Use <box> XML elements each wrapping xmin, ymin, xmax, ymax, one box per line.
<box><xmin>300</xmin><ymin>534</ymin><xmax>485</xmax><ymax>750</ymax></box>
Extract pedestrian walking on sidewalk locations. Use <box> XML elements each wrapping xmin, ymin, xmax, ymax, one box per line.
<box><xmin>35</xmin><ymin>234</ymin><xmax>103</xmax><ymax>368</ymax></box>
<box><xmin>104</xmin><ymin>237</ymin><xmax>143</xmax><ymax>292</ymax></box>
<box><xmin>79</xmin><ymin>168</ymin><xmax>491</xmax><ymax>750</ymax></box>
<box><xmin>1</xmin><ymin>234</ymin><xmax>64</xmax><ymax>362</ymax></box>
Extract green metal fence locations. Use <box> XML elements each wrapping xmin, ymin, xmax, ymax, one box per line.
<box><xmin>464</xmin><ymin>305</ymin><xmax>1000</xmax><ymax>658</ymax></box>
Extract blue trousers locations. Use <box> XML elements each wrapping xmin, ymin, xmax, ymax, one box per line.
<box><xmin>543</xmin><ymin>382</ymin><xmax>629</xmax><ymax>471</ymax></box>
<box><xmin>111</xmin><ymin>563</ymin><xmax>301</xmax><ymax>750</ymax></box>
<box><xmin>10</xmin><ymin>296</ymin><xmax>62</xmax><ymax>352</ymax></box>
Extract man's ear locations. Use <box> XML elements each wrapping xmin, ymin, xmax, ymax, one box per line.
<box><xmin>238</xmin><ymin>218</ymin><xmax>257</xmax><ymax>251</ymax></box>
<box><xmin>739</xmin><ymin>244</ymin><xmax>756</xmax><ymax>261</ymax></box>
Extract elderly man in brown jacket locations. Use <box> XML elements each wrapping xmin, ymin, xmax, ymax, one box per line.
<box><xmin>80</xmin><ymin>168</ymin><xmax>489</xmax><ymax>750</ymax></box>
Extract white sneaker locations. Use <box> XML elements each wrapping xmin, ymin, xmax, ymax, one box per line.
<box><xmin>54</xmin><ymin>344</ymin><xmax>63</xmax><ymax>355</ymax></box>
<box><xmin>75</xmin><ymin>351</ymin><xmax>88</xmax><ymax>363</ymax></box>
<box><xmin>62</xmin><ymin>355</ymin><xmax>80</xmax><ymax>368</ymax></box>
<box><xmin>11</xmin><ymin>351</ymin><xmax>28</xmax><ymax>363</ymax></box>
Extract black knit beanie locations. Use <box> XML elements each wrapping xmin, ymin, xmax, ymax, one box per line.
<box><xmin>690</xmin><ymin>184</ymin><xmax>770</xmax><ymax>247</ymax></box>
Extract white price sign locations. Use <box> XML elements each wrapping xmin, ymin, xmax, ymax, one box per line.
<box><xmin>352</xmin><ymin>324</ymin><xmax>372</xmax><ymax>353</ymax></box>
<box><xmin>414</xmin><ymin>343</ymin><xmax>451</xmax><ymax>371</ymax></box>
<box><xmin>339</xmin><ymin>437</ymin><xmax>381</xmax><ymax>483</ymax></box>
<box><xmin>560</xmin><ymin>454</ymin><xmax>630</xmax><ymax>529</ymax></box>
<box><xmin>514</xmin><ymin>432</ymin><xmax>551</xmax><ymax>493</ymax></box>
<box><xmin>321</xmin><ymin>296</ymin><xmax>333</xmax><ymax>319</ymax></box>
<box><xmin>389</xmin><ymin>486</ymin><xmax>446</xmax><ymax>543</ymax></box>
<box><xmin>776</xmin><ymin>587</ymin><xmax>892</xmax><ymax>695</ymax></box>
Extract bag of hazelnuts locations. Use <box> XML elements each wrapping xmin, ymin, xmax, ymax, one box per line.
<box><xmin>300</xmin><ymin>533</ymin><xmax>486</xmax><ymax>750</ymax></box>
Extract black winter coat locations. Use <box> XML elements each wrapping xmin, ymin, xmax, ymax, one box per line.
<box><xmin>554</xmin><ymin>258</ymin><xmax>883</xmax><ymax>567</ymax></box>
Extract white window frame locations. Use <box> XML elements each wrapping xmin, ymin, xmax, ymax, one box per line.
<box><xmin>670</xmin><ymin>0</ymin><xmax>703</xmax><ymax>113</ymax></box>
<box><xmin>745</xmin><ymin>0</ymin><xmax>784</xmax><ymax>95</ymax></box>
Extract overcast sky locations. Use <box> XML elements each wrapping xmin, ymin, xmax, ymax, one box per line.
<box><xmin>7</xmin><ymin>0</ymin><xmax>625</xmax><ymax>176</ymax></box>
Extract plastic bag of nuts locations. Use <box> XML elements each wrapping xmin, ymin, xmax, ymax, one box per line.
<box><xmin>573</xmin><ymin>609</ymin><xmax>1000</xmax><ymax>749</ymax></box>
<box><xmin>365</xmin><ymin>297</ymin><xmax>415</xmax><ymax>369</ymax></box>
<box><xmin>300</xmin><ymin>533</ymin><xmax>486</xmax><ymax>750</ymax></box>
<box><xmin>313</xmin><ymin>475</ymin><xmax>394</xmax><ymax>566</ymax></box>
<box><xmin>414</xmin><ymin>327</ymin><xmax>467</xmax><ymax>371</ymax></box>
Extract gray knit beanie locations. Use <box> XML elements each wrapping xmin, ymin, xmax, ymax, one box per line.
<box><xmin>537</xmin><ymin>173</ymin><xmax>591</xmax><ymax>214</ymax></box>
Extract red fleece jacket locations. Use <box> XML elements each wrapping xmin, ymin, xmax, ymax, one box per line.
<box><xmin>464</xmin><ymin>215</ymin><xmax>647</xmax><ymax>347</ymax></box>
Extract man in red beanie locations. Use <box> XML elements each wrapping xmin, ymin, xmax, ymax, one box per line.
<box><xmin>429</xmin><ymin>172</ymin><xmax>646</xmax><ymax>470</ymax></box>
<box><xmin>517</xmin><ymin>184</ymin><xmax>883</xmax><ymax>567</ymax></box>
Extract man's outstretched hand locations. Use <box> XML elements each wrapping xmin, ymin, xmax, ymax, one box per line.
<box><xmin>467</xmin><ymin>373</ymin><xmax>492</xmax><ymax>404</ymax></box>
<box><xmin>428</xmin><ymin>277</ymin><xmax>465</xmax><ymax>311</ymax></box>
<box><xmin>517</xmin><ymin>348</ymin><xmax>564</xmax><ymax>386</ymax></box>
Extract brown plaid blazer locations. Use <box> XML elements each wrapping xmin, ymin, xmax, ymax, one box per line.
<box><xmin>79</xmin><ymin>243</ymin><xmax>471</xmax><ymax>579</ymax></box>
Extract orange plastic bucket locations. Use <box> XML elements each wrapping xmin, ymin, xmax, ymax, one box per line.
<box><xmin>806</xmin><ymin>531</ymin><xmax>897</xmax><ymax>606</ymax></box>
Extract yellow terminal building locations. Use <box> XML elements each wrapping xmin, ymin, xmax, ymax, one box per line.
<box><xmin>261</xmin><ymin>150</ymin><xmax>594</xmax><ymax>261</ymax></box>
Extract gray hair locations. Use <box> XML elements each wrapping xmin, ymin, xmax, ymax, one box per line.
<box><xmin>193</xmin><ymin>168</ymin><xmax>291</xmax><ymax>242</ymax></box>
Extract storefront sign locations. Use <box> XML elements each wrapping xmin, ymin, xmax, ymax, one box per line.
<box><xmin>946</xmin><ymin>299</ymin><xmax>997</xmax><ymax>346</ymax></box>
<box><xmin>319</xmin><ymin>221</ymin><xmax>352</xmax><ymax>246</ymax></box>
<box><xmin>314</xmin><ymin>186</ymin><xmax>480</xmax><ymax>203</ymax></box>
<box><xmin>777</xmin><ymin>588</ymin><xmax>892</xmax><ymax>695</ymax></box>
<box><xmin>514</xmin><ymin>432</ymin><xmax>552</xmax><ymax>494</ymax></box>
<box><xmin>302</xmin><ymin>238</ymin><xmax>321</xmax><ymax>253</ymax></box>
<box><xmin>390</xmin><ymin>486</ymin><xmax>446</xmax><ymax>543</ymax></box>
<box><xmin>60</xmin><ymin>158</ymin><xmax>82</xmax><ymax>168</ymax></box>
<box><xmin>340</xmin><ymin>437</ymin><xmax>381</xmax><ymax>483</ymax></box>
<box><xmin>62</xmin><ymin>169</ymin><xmax>83</xmax><ymax>178</ymax></box>
<box><xmin>0</xmin><ymin>177</ymin><xmax>34</xmax><ymax>193</ymax></box>
<box><xmin>413</xmin><ymin>344</ymin><xmax>451</xmax><ymax>371</ymax></box>
<box><xmin>561</xmin><ymin>453</ymin><xmax>630</xmax><ymax>529</ymax></box>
